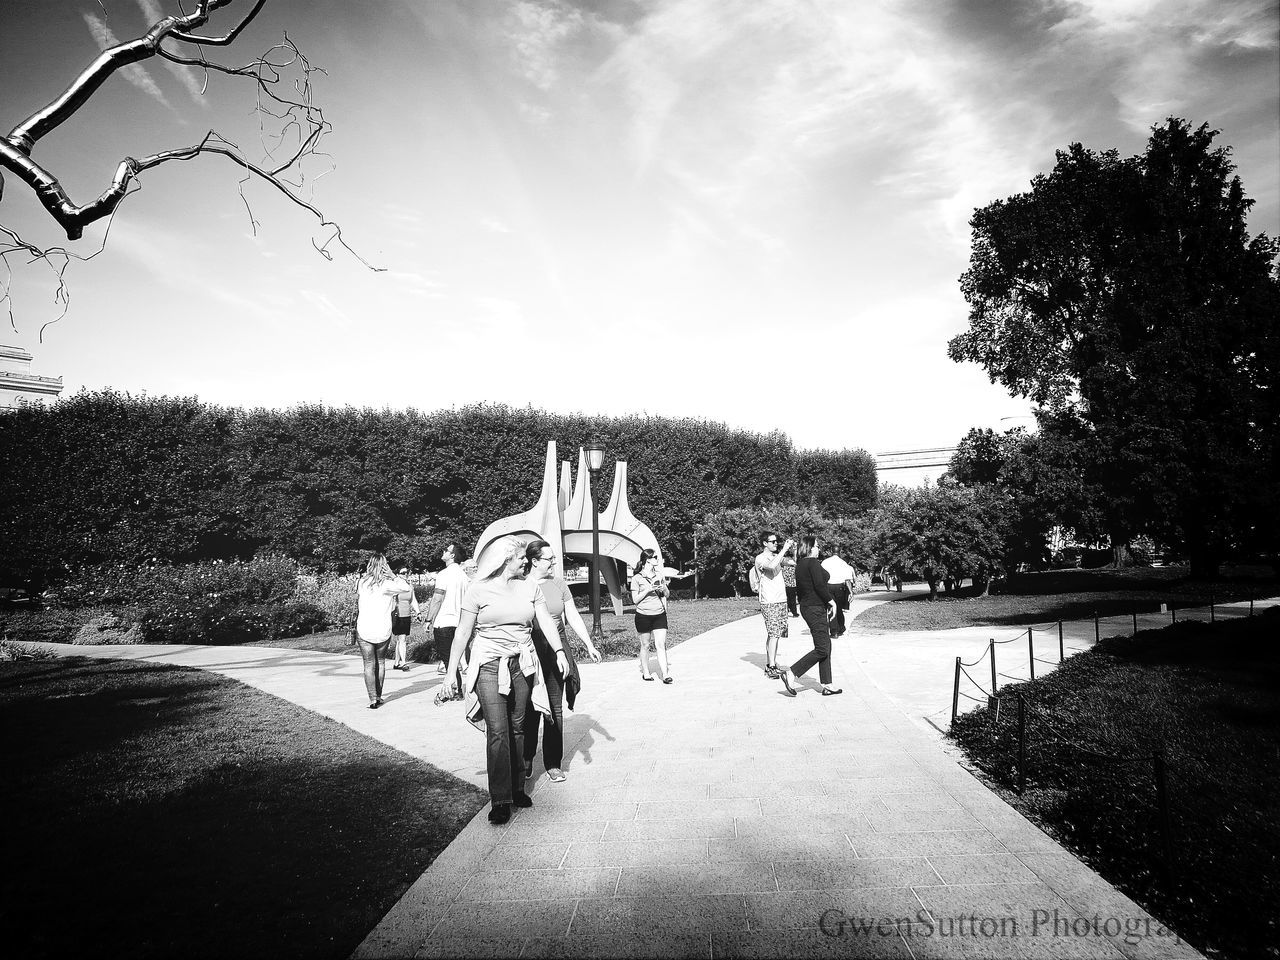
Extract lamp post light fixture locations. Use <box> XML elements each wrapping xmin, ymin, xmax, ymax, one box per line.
<box><xmin>585</xmin><ymin>439</ymin><xmax>606</xmax><ymax>641</ymax></box>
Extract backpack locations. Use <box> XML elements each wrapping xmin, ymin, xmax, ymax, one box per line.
<box><xmin>748</xmin><ymin>563</ymin><xmax>760</xmax><ymax>594</ymax></box>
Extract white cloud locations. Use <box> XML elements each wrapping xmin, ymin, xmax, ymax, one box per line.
<box><xmin>82</xmin><ymin>12</ymin><xmax>170</xmax><ymax>107</ymax></box>
<box><xmin>135</xmin><ymin>0</ymin><xmax>210</xmax><ymax>106</ymax></box>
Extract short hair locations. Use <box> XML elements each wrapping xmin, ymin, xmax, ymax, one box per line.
<box><xmin>443</xmin><ymin>541</ymin><xmax>468</xmax><ymax>563</ymax></box>
<box><xmin>760</xmin><ymin>530</ymin><xmax>778</xmax><ymax>545</ymax></box>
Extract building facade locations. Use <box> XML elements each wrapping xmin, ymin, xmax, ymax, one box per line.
<box><xmin>0</xmin><ymin>344</ymin><xmax>63</xmax><ymax>410</ymax></box>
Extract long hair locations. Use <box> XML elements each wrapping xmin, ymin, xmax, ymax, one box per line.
<box><xmin>800</xmin><ymin>534</ymin><xmax>819</xmax><ymax>557</ymax></box>
<box><xmin>523</xmin><ymin>539</ymin><xmax>551</xmax><ymax>576</ymax></box>
<box><xmin>361</xmin><ymin>553</ymin><xmax>394</xmax><ymax>587</ymax></box>
<box><xmin>633</xmin><ymin>547</ymin><xmax>658</xmax><ymax>577</ymax></box>
<box><xmin>480</xmin><ymin>536</ymin><xmax>527</xmax><ymax>581</ymax></box>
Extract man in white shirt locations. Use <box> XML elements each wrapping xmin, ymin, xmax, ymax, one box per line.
<box><xmin>821</xmin><ymin>551</ymin><xmax>856</xmax><ymax>638</ymax></box>
<box><xmin>423</xmin><ymin>542</ymin><xmax>471</xmax><ymax>677</ymax></box>
<box><xmin>753</xmin><ymin>531</ymin><xmax>794</xmax><ymax>678</ymax></box>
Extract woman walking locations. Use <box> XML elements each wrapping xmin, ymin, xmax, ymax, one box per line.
<box><xmin>631</xmin><ymin>547</ymin><xmax>672</xmax><ymax>683</ymax></box>
<box><xmin>444</xmin><ymin>536</ymin><xmax>566</xmax><ymax>824</ymax></box>
<box><xmin>779</xmin><ymin>535</ymin><xmax>842</xmax><ymax>697</ymax></box>
<box><xmin>522</xmin><ymin>539</ymin><xmax>603</xmax><ymax>783</ymax></box>
<box><xmin>390</xmin><ymin>567</ymin><xmax>420</xmax><ymax>671</ymax></box>
<box><xmin>355</xmin><ymin>555</ymin><xmax>413</xmax><ymax>708</ymax></box>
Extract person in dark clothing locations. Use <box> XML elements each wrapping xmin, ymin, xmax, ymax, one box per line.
<box><xmin>779</xmin><ymin>535</ymin><xmax>842</xmax><ymax>696</ymax></box>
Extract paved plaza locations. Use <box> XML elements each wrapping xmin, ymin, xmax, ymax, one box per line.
<box><xmin>34</xmin><ymin>595</ymin><xmax>1269</xmax><ymax>958</ymax></box>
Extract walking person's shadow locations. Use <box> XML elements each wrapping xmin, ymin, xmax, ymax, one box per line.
<box><xmin>561</xmin><ymin>714</ymin><xmax>614</xmax><ymax>768</ymax></box>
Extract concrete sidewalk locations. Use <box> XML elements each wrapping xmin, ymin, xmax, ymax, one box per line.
<box><xmin>32</xmin><ymin>598</ymin><xmax>1243</xmax><ymax>958</ymax></box>
<box><xmin>348</xmin><ymin>610</ymin><xmax>1202</xmax><ymax>960</ymax></box>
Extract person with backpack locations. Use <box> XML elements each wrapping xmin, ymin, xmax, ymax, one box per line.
<box><xmin>752</xmin><ymin>531</ymin><xmax>794</xmax><ymax>678</ymax></box>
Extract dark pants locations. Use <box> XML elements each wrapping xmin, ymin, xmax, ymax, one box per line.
<box><xmin>785</xmin><ymin>585</ymin><xmax>799</xmax><ymax>617</ymax></box>
<box><xmin>829</xmin><ymin>583</ymin><xmax>850</xmax><ymax>636</ymax></box>
<box><xmin>475</xmin><ymin>657</ymin><xmax>530</xmax><ymax>805</ymax></box>
<box><xmin>791</xmin><ymin>605</ymin><xmax>833</xmax><ymax>685</ymax></box>
<box><xmin>524</xmin><ymin>667</ymin><xmax>564</xmax><ymax>771</ymax></box>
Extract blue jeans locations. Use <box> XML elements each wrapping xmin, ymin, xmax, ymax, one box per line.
<box><xmin>524</xmin><ymin>667</ymin><xmax>563</xmax><ymax>770</ymax></box>
<box><xmin>475</xmin><ymin>657</ymin><xmax>530</xmax><ymax>805</ymax></box>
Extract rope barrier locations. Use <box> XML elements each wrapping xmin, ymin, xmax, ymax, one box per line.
<box><xmin>959</xmin><ymin>664</ymin><xmax>990</xmax><ymax>696</ymax></box>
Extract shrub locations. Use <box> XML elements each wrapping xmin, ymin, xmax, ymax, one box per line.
<box><xmin>313</xmin><ymin>576</ymin><xmax>358</xmax><ymax>629</ymax></box>
<box><xmin>51</xmin><ymin>556</ymin><xmax>300</xmax><ymax>610</ymax></box>
<box><xmin>0</xmin><ymin>639</ymin><xmax>56</xmax><ymax>661</ymax></box>
<box><xmin>1</xmin><ymin>607</ymin><xmax>104</xmax><ymax>643</ymax></box>
<box><xmin>72</xmin><ymin>610</ymin><xmax>146</xmax><ymax>645</ymax></box>
<box><xmin>140</xmin><ymin>599</ymin><xmax>327</xmax><ymax>645</ymax></box>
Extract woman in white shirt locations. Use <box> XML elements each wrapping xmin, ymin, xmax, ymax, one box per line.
<box><xmin>355</xmin><ymin>554</ymin><xmax>412</xmax><ymax>709</ymax></box>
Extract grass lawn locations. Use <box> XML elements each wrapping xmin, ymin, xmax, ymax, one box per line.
<box><xmin>249</xmin><ymin>596</ymin><xmax>758</xmax><ymax>663</ymax></box>
<box><xmin>1</xmin><ymin>656</ymin><xmax>486</xmax><ymax>960</ymax></box>
<box><xmin>852</xmin><ymin>565</ymin><xmax>1279</xmax><ymax>633</ymax></box>
<box><xmin>949</xmin><ymin>610</ymin><xmax>1280</xmax><ymax>960</ymax></box>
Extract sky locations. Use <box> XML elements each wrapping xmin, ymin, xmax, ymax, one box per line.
<box><xmin>1</xmin><ymin>0</ymin><xmax>1277</xmax><ymax>478</ymax></box>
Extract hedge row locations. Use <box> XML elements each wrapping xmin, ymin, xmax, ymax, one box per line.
<box><xmin>1</xmin><ymin>391</ymin><xmax>878</xmax><ymax>587</ymax></box>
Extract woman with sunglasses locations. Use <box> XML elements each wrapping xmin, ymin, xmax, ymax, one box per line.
<box><xmin>631</xmin><ymin>547</ymin><xmax>672</xmax><ymax>683</ymax></box>
<box><xmin>521</xmin><ymin>539</ymin><xmax>603</xmax><ymax>783</ymax></box>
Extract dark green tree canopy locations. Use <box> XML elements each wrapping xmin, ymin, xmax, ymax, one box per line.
<box><xmin>949</xmin><ymin>118</ymin><xmax>1280</xmax><ymax>574</ymax></box>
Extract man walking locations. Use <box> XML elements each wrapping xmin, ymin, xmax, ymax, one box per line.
<box><xmin>754</xmin><ymin>532</ymin><xmax>794</xmax><ymax>678</ymax></box>
<box><xmin>820</xmin><ymin>550</ymin><xmax>855</xmax><ymax>638</ymax></box>
<box><xmin>423</xmin><ymin>542</ymin><xmax>470</xmax><ymax>679</ymax></box>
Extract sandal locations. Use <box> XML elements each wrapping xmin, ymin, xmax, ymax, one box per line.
<box><xmin>821</xmin><ymin>687</ymin><xmax>843</xmax><ymax>696</ymax></box>
<box><xmin>642</xmin><ymin>674</ymin><xmax>655</xmax><ymax>682</ymax></box>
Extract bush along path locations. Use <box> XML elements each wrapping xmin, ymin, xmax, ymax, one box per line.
<box><xmin>950</xmin><ymin>609</ymin><xmax>1280</xmax><ymax>960</ymax></box>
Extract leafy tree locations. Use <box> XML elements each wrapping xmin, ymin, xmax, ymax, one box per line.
<box><xmin>950</xmin><ymin>119</ymin><xmax>1280</xmax><ymax>576</ymax></box>
<box><xmin>867</xmin><ymin>483</ymin><xmax>1007</xmax><ymax>599</ymax></box>
<box><xmin>945</xmin><ymin>425</ymin><xmax>1056</xmax><ymax>570</ymax></box>
<box><xmin>794</xmin><ymin>447</ymin><xmax>879</xmax><ymax>517</ymax></box>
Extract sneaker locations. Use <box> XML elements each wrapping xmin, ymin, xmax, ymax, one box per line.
<box><xmin>513</xmin><ymin>793</ymin><xmax>534</xmax><ymax>808</ymax></box>
<box><xmin>488</xmin><ymin>803</ymin><xmax>511</xmax><ymax>825</ymax></box>
<box><xmin>547</xmin><ymin>768</ymin><xmax>566</xmax><ymax>782</ymax></box>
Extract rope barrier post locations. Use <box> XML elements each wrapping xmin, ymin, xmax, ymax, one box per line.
<box><xmin>1132</xmin><ymin>610</ymin><xmax>1138</xmax><ymax>636</ymax></box>
<box><xmin>1250</xmin><ymin>594</ymin><xmax>1254</xmax><ymax>616</ymax></box>
<box><xmin>1027</xmin><ymin>628</ymin><xmax>1035</xmax><ymax>681</ymax></box>
<box><xmin>951</xmin><ymin>657</ymin><xmax>961</xmax><ymax>726</ymax></box>
<box><xmin>1154</xmin><ymin>747</ymin><xmax>1175</xmax><ymax>887</ymax></box>
<box><xmin>1094</xmin><ymin>612</ymin><xmax>1099</xmax><ymax>644</ymax></box>
<box><xmin>1171</xmin><ymin>605</ymin><xmax>1176</xmax><ymax>624</ymax></box>
<box><xmin>1016</xmin><ymin>693</ymin><xmax>1027</xmax><ymax>794</ymax></box>
<box><xmin>989</xmin><ymin>640</ymin><xmax>997</xmax><ymax>697</ymax></box>
<box><xmin>1057</xmin><ymin>621</ymin><xmax>1064</xmax><ymax>662</ymax></box>
<box><xmin>1210</xmin><ymin>594</ymin><xmax>1215</xmax><ymax>622</ymax></box>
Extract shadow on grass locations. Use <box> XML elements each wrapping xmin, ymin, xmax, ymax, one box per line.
<box><xmin>1</xmin><ymin>657</ymin><xmax>486</xmax><ymax>960</ymax></box>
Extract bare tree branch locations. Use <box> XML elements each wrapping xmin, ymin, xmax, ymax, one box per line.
<box><xmin>0</xmin><ymin>0</ymin><xmax>379</xmax><ymax>335</ymax></box>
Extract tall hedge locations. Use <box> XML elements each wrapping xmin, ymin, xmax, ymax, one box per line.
<box><xmin>0</xmin><ymin>391</ymin><xmax>877</xmax><ymax>587</ymax></box>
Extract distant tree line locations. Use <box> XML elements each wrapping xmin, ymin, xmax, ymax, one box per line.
<box><xmin>0</xmin><ymin>391</ymin><xmax>879</xmax><ymax>589</ymax></box>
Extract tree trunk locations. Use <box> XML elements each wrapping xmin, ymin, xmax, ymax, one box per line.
<box><xmin>1110</xmin><ymin>536</ymin><xmax>1133</xmax><ymax>568</ymax></box>
<box><xmin>927</xmin><ymin>577</ymin><xmax>939</xmax><ymax>601</ymax></box>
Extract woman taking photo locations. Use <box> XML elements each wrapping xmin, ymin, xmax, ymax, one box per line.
<box><xmin>355</xmin><ymin>555</ymin><xmax>413</xmax><ymax>708</ymax></box>
<box><xmin>630</xmin><ymin>547</ymin><xmax>672</xmax><ymax>683</ymax></box>
<box><xmin>522</xmin><ymin>539</ymin><xmax>603</xmax><ymax>784</ymax></box>
<box><xmin>444</xmin><ymin>536</ymin><xmax>566</xmax><ymax>824</ymax></box>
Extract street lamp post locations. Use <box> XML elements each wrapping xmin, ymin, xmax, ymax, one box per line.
<box><xmin>585</xmin><ymin>439</ymin><xmax>606</xmax><ymax>641</ymax></box>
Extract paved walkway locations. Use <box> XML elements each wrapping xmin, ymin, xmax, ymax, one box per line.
<box><xmin>33</xmin><ymin>595</ymin><xmax>1239</xmax><ymax>959</ymax></box>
